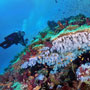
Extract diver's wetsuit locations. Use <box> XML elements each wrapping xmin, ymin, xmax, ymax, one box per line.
<box><xmin>0</xmin><ymin>32</ymin><xmax>25</xmax><ymax>49</ymax></box>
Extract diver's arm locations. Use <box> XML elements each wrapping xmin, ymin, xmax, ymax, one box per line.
<box><xmin>19</xmin><ymin>37</ymin><xmax>26</xmax><ymax>46</ymax></box>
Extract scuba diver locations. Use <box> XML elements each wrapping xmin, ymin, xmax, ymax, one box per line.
<box><xmin>0</xmin><ymin>31</ymin><xmax>28</xmax><ymax>49</ymax></box>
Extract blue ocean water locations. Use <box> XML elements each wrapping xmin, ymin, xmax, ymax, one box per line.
<box><xmin>0</xmin><ymin>0</ymin><xmax>90</xmax><ymax>74</ymax></box>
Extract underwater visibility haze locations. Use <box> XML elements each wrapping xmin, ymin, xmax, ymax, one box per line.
<box><xmin>0</xmin><ymin>0</ymin><xmax>90</xmax><ymax>90</ymax></box>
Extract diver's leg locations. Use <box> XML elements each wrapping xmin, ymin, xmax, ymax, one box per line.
<box><xmin>3</xmin><ymin>40</ymin><xmax>13</xmax><ymax>49</ymax></box>
<box><xmin>0</xmin><ymin>41</ymin><xmax>12</xmax><ymax>49</ymax></box>
<box><xmin>3</xmin><ymin>43</ymin><xmax>12</xmax><ymax>49</ymax></box>
<box><xmin>0</xmin><ymin>41</ymin><xmax>8</xmax><ymax>48</ymax></box>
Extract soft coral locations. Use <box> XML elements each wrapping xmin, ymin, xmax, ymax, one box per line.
<box><xmin>21</xmin><ymin>51</ymin><xmax>31</xmax><ymax>61</ymax></box>
<box><xmin>29</xmin><ymin>47</ymin><xmax>38</xmax><ymax>56</ymax></box>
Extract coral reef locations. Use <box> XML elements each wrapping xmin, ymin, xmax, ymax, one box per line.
<box><xmin>0</xmin><ymin>14</ymin><xmax>90</xmax><ymax>90</ymax></box>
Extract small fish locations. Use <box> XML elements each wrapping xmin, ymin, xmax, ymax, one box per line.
<box><xmin>58</xmin><ymin>62</ymin><xmax>60</xmax><ymax>64</ymax></box>
<box><xmin>70</xmin><ymin>59</ymin><xmax>72</xmax><ymax>62</ymax></box>
<box><xmin>38</xmin><ymin>56</ymin><xmax>41</xmax><ymax>59</ymax></box>
<box><xmin>81</xmin><ymin>57</ymin><xmax>84</xmax><ymax>61</ymax></box>
<box><xmin>79</xmin><ymin>56</ymin><xmax>81</xmax><ymax>58</ymax></box>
